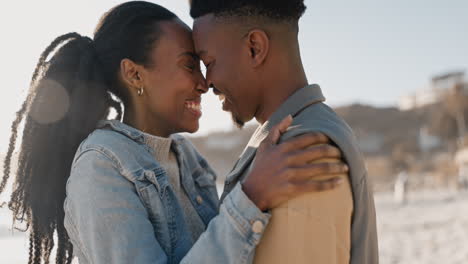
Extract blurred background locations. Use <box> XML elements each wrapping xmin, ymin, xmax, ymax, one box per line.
<box><xmin>1</xmin><ymin>0</ymin><xmax>467</xmax><ymax>263</ymax></box>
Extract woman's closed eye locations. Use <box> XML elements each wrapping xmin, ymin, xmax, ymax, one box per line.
<box><xmin>185</xmin><ymin>64</ymin><xmax>196</xmax><ymax>71</ymax></box>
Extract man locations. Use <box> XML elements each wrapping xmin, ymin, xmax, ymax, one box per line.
<box><xmin>190</xmin><ymin>0</ymin><xmax>379</xmax><ymax>263</ymax></box>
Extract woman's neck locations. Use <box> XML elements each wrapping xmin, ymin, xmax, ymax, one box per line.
<box><xmin>122</xmin><ymin>106</ymin><xmax>171</xmax><ymax>138</ymax></box>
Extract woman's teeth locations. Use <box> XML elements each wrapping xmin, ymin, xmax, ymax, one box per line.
<box><xmin>186</xmin><ymin>102</ymin><xmax>201</xmax><ymax>111</ymax></box>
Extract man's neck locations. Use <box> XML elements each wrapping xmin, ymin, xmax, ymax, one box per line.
<box><xmin>255</xmin><ymin>62</ymin><xmax>308</xmax><ymax>124</ymax></box>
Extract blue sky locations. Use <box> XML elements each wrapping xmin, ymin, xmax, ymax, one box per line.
<box><xmin>301</xmin><ymin>0</ymin><xmax>468</xmax><ymax>106</ymax></box>
<box><xmin>0</xmin><ymin>0</ymin><xmax>466</xmax><ymax>148</ymax></box>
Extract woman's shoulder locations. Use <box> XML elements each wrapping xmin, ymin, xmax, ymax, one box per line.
<box><xmin>71</xmin><ymin>129</ymin><xmax>125</xmax><ymax>170</ymax></box>
<box><xmin>73</xmin><ymin>128</ymin><xmax>146</xmax><ymax>170</ymax></box>
<box><xmin>77</xmin><ymin>128</ymin><xmax>147</xmax><ymax>158</ymax></box>
<box><xmin>71</xmin><ymin>128</ymin><xmax>158</xmax><ymax>184</ymax></box>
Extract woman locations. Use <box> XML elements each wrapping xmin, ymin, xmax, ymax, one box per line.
<box><xmin>0</xmin><ymin>2</ymin><xmax>346</xmax><ymax>264</ymax></box>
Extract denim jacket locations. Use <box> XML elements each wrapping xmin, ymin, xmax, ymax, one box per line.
<box><xmin>64</xmin><ymin>120</ymin><xmax>271</xmax><ymax>264</ymax></box>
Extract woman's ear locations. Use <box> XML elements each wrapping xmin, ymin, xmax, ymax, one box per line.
<box><xmin>245</xmin><ymin>29</ymin><xmax>270</xmax><ymax>68</ymax></box>
<box><xmin>120</xmin><ymin>58</ymin><xmax>144</xmax><ymax>91</ymax></box>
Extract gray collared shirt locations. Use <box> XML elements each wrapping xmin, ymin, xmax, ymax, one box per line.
<box><xmin>222</xmin><ymin>84</ymin><xmax>379</xmax><ymax>264</ymax></box>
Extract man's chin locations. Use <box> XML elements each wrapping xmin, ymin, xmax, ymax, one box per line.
<box><xmin>231</xmin><ymin>113</ymin><xmax>245</xmax><ymax>129</ymax></box>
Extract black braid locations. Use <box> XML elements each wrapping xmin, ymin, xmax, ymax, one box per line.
<box><xmin>33</xmin><ymin>229</ymin><xmax>41</xmax><ymax>264</ymax></box>
<box><xmin>27</xmin><ymin>232</ymin><xmax>34</xmax><ymax>264</ymax></box>
<box><xmin>0</xmin><ymin>33</ymin><xmax>81</xmax><ymax>195</ymax></box>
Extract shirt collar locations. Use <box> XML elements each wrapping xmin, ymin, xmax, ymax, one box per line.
<box><xmin>247</xmin><ymin>84</ymin><xmax>325</xmax><ymax>148</ymax></box>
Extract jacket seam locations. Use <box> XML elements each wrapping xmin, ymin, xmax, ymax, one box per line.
<box><xmin>71</xmin><ymin>147</ymin><xmax>123</xmax><ymax>172</ymax></box>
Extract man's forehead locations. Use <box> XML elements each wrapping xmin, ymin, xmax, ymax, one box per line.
<box><xmin>193</xmin><ymin>14</ymin><xmax>223</xmax><ymax>53</ymax></box>
<box><xmin>193</xmin><ymin>14</ymin><xmax>242</xmax><ymax>55</ymax></box>
<box><xmin>193</xmin><ymin>14</ymin><xmax>218</xmax><ymax>35</ymax></box>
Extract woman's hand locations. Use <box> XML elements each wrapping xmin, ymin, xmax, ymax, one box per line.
<box><xmin>242</xmin><ymin>115</ymin><xmax>348</xmax><ymax>211</ymax></box>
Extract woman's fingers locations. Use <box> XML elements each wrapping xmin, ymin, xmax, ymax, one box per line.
<box><xmin>294</xmin><ymin>177</ymin><xmax>344</xmax><ymax>193</ymax></box>
<box><xmin>286</xmin><ymin>145</ymin><xmax>342</xmax><ymax>166</ymax></box>
<box><xmin>280</xmin><ymin>132</ymin><xmax>330</xmax><ymax>153</ymax></box>
<box><xmin>264</xmin><ymin>115</ymin><xmax>293</xmax><ymax>145</ymax></box>
<box><xmin>288</xmin><ymin>162</ymin><xmax>349</xmax><ymax>182</ymax></box>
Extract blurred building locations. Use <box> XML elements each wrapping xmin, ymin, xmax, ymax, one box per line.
<box><xmin>398</xmin><ymin>71</ymin><xmax>466</xmax><ymax>110</ymax></box>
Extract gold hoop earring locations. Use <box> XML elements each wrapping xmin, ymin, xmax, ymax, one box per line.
<box><xmin>137</xmin><ymin>86</ymin><xmax>144</xmax><ymax>96</ymax></box>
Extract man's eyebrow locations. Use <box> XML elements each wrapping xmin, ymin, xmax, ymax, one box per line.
<box><xmin>178</xmin><ymin>51</ymin><xmax>200</xmax><ymax>60</ymax></box>
<box><xmin>197</xmin><ymin>50</ymin><xmax>207</xmax><ymax>57</ymax></box>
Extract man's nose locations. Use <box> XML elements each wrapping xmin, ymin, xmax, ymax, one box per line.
<box><xmin>196</xmin><ymin>75</ymin><xmax>208</xmax><ymax>94</ymax></box>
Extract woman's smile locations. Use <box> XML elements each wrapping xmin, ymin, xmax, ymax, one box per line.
<box><xmin>185</xmin><ymin>97</ymin><xmax>202</xmax><ymax>118</ymax></box>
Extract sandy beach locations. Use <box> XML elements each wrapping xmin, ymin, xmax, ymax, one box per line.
<box><xmin>1</xmin><ymin>189</ymin><xmax>467</xmax><ymax>264</ymax></box>
<box><xmin>376</xmin><ymin>189</ymin><xmax>468</xmax><ymax>264</ymax></box>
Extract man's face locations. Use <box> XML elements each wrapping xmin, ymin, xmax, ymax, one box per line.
<box><xmin>193</xmin><ymin>14</ymin><xmax>260</xmax><ymax>127</ymax></box>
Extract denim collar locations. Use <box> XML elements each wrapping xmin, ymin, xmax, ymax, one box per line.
<box><xmin>97</xmin><ymin>120</ymin><xmax>186</xmax><ymax>153</ymax></box>
<box><xmin>97</xmin><ymin>120</ymin><xmax>146</xmax><ymax>143</ymax></box>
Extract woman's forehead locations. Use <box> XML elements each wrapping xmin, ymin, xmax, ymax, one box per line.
<box><xmin>156</xmin><ymin>20</ymin><xmax>195</xmax><ymax>54</ymax></box>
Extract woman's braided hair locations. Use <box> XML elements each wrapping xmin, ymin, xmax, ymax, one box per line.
<box><xmin>0</xmin><ymin>2</ymin><xmax>176</xmax><ymax>263</ymax></box>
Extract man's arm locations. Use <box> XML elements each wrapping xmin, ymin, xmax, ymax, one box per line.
<box><xmin>253</xmin><ymin>155</ymin><xmax>353</xmax><ymax>264</ymax></box>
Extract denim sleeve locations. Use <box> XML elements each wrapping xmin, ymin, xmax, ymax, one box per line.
<box><xmin>64</xmin><ymin>150</ymin><xmax>169</xmax><ymax>264</ymax></box>
<box><xmin>180</xmin><ymin>183</ymin><xmax>271</xmax><ymax>264</ymax></box>
<box><xmin>65</xmin><ymin>150</ymin><xmax>271</xmax><ymax>264</ymax></box>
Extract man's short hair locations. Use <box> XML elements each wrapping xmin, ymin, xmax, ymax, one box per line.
<box><xmin>190</xmin><ymin>0</ymin><xmax>306</xmax><ymax>22</ymax></box>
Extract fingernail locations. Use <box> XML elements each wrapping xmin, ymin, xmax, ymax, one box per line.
<box><xmin>343</xmin><ymin>164</ymin><xmax>349</xmax><ymax>172</ymax></box>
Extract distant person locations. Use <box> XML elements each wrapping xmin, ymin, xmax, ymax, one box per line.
<box><xmin>457</xmin><ymin>165</ymin><xmax>468</xmax><ymax>190</ymax></box>
<box><xmin>0</xmin><ymin>2</ymin><xmax>348</xmax><ymax>264</ymax></box>
<box><xmin>394</xmin><ymin>170</ymin><xmax>409</xmax><ymax>204</ymax></box>
<box><xmin>190</xmin><ymin>0</ymin><xmax>379</xmax><ymax>263</ymax></box>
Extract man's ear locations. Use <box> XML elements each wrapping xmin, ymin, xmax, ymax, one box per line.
<box><xmin>245</xmin><ymin>29</ymin><xmax>269</xmax><ymax>67</ymax></box>
<box><xmin>120</xmin><ymin>58</ymin><xmax>144</xmax><ymax>91</ymax></box>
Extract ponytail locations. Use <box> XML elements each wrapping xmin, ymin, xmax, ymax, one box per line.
<box><xmin>0</xmin><ymin>33</ymin><xmax>118</xmax><ymax>264</ymax></box>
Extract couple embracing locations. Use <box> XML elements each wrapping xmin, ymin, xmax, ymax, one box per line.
<box><xmin>1</xmin><ymin>1</ymin><xmax>378</xmax><ymax>263</ymax></box>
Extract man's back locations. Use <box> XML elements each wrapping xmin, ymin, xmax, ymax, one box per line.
<box><xmin>221</xmin><ymin>85</ymin><xmax>378</xmax><ymax>264</ymax></box>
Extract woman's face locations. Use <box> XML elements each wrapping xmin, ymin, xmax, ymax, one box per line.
<box><xmin>138</xmin><ymin>19</ymin><xmax>207</xmax><ymax>136</ymax></box>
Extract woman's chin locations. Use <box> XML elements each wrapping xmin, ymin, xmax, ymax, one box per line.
<box><xmin>181</xmin><ymin>122</ymin><xmax>199</xmax><ymax>134</ymax></box>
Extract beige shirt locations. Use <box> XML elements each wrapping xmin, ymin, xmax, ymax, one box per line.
<box><xmin>253</xmin><ymin>157</ymin><xmax>353</xmax><ymax>264</ymax></box>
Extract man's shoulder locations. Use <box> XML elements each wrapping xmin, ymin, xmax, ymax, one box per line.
<box><xmin>281</xmin><ymin>102</ymin><xmax>367</xmax><ymax>183</ymax></box>
<box><xmin>282</xmin><ymin>102</ymin><xmax>354</xmax><ymax>142</ymax></box>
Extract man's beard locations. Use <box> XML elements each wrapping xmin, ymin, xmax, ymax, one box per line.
<box><xmin>231</xmin><ymin>112</ymin><xmax>245</xmax><ymax>129</ymax></box>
